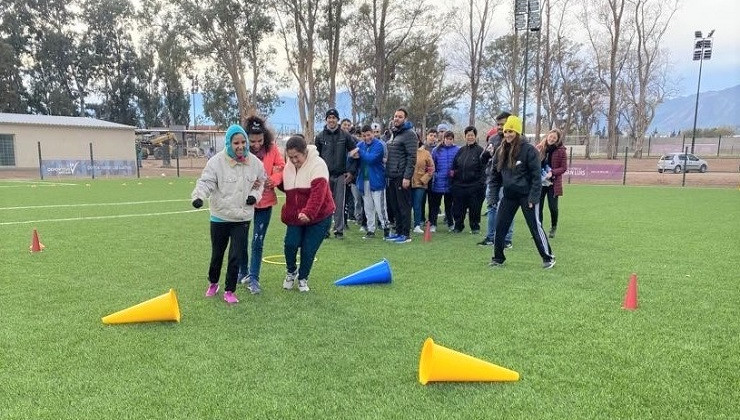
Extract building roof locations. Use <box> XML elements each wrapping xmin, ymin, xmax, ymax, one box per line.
<box><xmin>0</xmin><ymin>113</ymin><xmax>135</xmax><ymax>130</ymax></box>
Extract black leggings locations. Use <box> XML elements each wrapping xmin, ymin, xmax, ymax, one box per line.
<box><xmin>209</xmin><ymin>221</ymin><xmax>250</xmax><ymax>292</ymax></box>
<box><xmin>493</xmin><ymin>195</ymin><xmax>553</xmax><ymax>263</ymax></box>
<box><xmin>539</xmin><ymin>185</ymin><xmax>559</xmax><ymax>229</ymax></box>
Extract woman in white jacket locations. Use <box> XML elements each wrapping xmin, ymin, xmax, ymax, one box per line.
<box><xmin>191</xmin><ymin>124</ymin><xmax>265</xmax><ymax>304</ymax></box>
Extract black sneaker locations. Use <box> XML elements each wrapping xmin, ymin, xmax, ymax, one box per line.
<box><xmin>489</xmin><ymin>260</ymin><xmax>504</xmax><ymax>268</ymax></box>
<box><xmin>505</xmin><ymin>242</ymin><xmax>513</xmax><ymax>249</ymax></box>
<box><xmin>325</xmin><ymin>231</ymin><xmax>331</xmax><ymax>239</ymax></box>
<box><xmin>549</xmin><ymin>227</ymin><xmax>557</xmax><ymax>238</ymax></box>
<box><xmin>476</xmin><ymin>239</ymin><xmax>494</xmax><ymax>246</ymax></box>
<box><xmin>383</xmin><ymin>228</ymin><xmax>391</xmax><ymax>238</ymax></box>
<box><xmin>363</xmin><ymin>231</ymin><xmax>375</xmax><ymax>239</ymax></box>
<box><xmin>334</xmin><ymin>232</ymin><xmax>344</xmax><ymax>240</ymax></box>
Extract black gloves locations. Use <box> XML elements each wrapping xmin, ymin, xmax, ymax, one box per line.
<box><xmin>246</xmin><ymin>196</ymin><xmax>257</xmax><ymax>205</ymax></box>
<box><xmin>192</xmin><ymin>198</ymin><xmax>203</xmax><ymax>209</ymax></box>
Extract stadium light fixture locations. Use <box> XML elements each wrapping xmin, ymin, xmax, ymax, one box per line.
<box><xmin>690</xmin><ymin>30</ymin><xmax>714</xmax><ymax>154</ymax></box>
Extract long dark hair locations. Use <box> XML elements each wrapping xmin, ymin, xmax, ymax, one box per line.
<box><xmin>244</xmin><ymin>115</ymin><xmax>275</xmax><ymax>151</ymax></box>
<box><xmin>496</xmin><ymin>133</ymin><xmax>523</xmax><ymax>171</ymax></box>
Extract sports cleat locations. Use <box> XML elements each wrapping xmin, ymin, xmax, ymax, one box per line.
<box><xmin>477</xmin><ymin>239</ymin><xmax>494</xmax><ymax>246</ymax></box>
<box><xmin>489</xmin><ymin>260</ymin><xmax>504</xmax><ymax>268</ymax></box>
<box><xmin>297</xmin><ymin>279</ymin><xmax>309</xmax><ymax>292</ymax></box>
<box><xmin>393</xmin><ymin>235</ymin><xmax>412</xmax><ymax>244</ymax></box>
<box><xmin>543</xmin><ymin>260</ymin><xmax>556</xmax><ymax>269</ymax></box>
<box><xmin>205</xmin><ymin>283</ymin><xmax>220</xmax><ymax>297</ymax></box>
<box><xmin>505</xmin><ymin>242</ymin><xmax>513</xmax><ymax>249</ymax></box>
<box><xmin>283</xmin><ymin>270</ymin><xmax>298</xmax><ymax>290</ymax></box>
<box><xmin>549</xmin><ymin>227</ymin><xmax>557</xmax><ymax>238</ymax></box>
<box><xmin>223</xmin><ymin>291</ymin><xmax>239</xmax><ymax>303</ymax></box>
<box><xmin>363</xmin><ymin>231</ymin><xmax>376</xmax><ymax>239</ymax></box>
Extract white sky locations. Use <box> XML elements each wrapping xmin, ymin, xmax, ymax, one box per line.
<box><xmin>437</xmin><ymin>0</ymin><xmax>740</xmax><ymax>97</ymax></box>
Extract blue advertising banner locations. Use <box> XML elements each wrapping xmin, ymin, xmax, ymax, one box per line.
<box><xmin>41</xmin><ymin>160</ymin><xmax>136</xmax><ymax>177</ymax></box>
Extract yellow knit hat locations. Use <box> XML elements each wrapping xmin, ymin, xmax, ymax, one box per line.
<box><xmin>502</xmin><ymin>115</ymin><xmax>523</xmax><ymax>135</ymax></box>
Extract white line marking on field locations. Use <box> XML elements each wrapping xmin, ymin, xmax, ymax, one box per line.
<box><xmin>0</xmin><ymin>209</ymin><xmax>206</xmax><ymax>226</ymax></box>
<box><xmin>0</xmin><ymin>182</ymin><xmax>79</xmax><ymax>188</ymax></box>
<box><xmin>0</xmin><ymin>199</ymin><xmax>189</xmax><ymax>211</ymax></box>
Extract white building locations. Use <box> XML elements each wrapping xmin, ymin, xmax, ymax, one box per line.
<box><xmin>0</xmin><ymin>113</ymin><xmax>136</xmax><ymax>177</ymax></box>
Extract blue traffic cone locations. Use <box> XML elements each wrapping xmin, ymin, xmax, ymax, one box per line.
<box><xmin>334</xmin><ymin>259</ymin><xmax>392</xmax><ymax>286</ymax></box>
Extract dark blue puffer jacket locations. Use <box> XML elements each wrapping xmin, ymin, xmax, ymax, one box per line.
<box><xmin>431</xmin><ymin>143</ymin><xmax>460</xmax><ymax>193</ymax></box>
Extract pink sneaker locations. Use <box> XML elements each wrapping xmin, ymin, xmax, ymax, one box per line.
<box><xmin>223</xmin><ymin>291</ymin><xmax>239</xmax><ymax>304</ymax></box>
<box><xmin>205</xmin><ymin>283</ymin><xmax>219</xmax><ymax>297</ymax></box>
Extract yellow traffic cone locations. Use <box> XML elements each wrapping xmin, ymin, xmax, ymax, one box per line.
<box><xmin>102</xmin><ymin>289</ymin><xmax>181</xmax><ymax>325</ymax></box>
<box><xmin>418</xmin><ymin>338</ymin><xmax>519</xmax><ymax>385</ymax></box>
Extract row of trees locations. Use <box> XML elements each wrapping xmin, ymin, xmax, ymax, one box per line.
<box><xmin>0</xmin><ymin>0</ymin><xmax>678</xmax><ymax>158</ymax></box>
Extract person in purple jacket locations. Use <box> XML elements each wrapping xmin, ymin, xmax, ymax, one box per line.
<box><xmin>428</xmin><ymin>131</ymin><xmax>460</xmax><ymax>232</ymax></box>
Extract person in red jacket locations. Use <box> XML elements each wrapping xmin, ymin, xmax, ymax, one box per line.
<box><xmin>538</xmin><ymin>129</ymin><xmax>568</xmax><ymax>238</ymax></box>
<box><xmin>238</xmin><ymin>116</ymin><xmax>285</xmax><ymax>294</ymax></box>
<box><xmin>280</xmin><ymin>135</ymin><xmax>336</xmax><ymax>292</ymax></box>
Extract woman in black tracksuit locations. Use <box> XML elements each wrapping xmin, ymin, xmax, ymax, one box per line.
<box><xmin>489</xmin><ymin>116</ymin><xmax>555</xmax><ymax>269</ymax></box>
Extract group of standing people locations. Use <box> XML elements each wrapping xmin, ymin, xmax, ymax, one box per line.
<box><xmin>190</xmin><ymin>109</ymin><xmax>569</xmax><ymax>304</ymax></box>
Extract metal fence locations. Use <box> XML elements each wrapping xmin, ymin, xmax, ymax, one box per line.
<box><xmin>564</xmin><ymin>135</ymin><xmax>740</xmax><ymax>158</ymax></box>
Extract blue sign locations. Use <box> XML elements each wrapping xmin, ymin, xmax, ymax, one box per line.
<box><xmin>41</xmin><ymin>160</ymin><xmax>136</xmax><ymax>177</ymax></box>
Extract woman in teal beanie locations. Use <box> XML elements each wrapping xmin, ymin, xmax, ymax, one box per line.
<box><xmin>191</xmin><ymin>124</ymin><xmax>266</xmax><ymax>304</ymax></box>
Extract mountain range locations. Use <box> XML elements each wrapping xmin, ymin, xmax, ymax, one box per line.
<box><xmin>194</xmin><ymin>84</ymin><xmax>740</xmax><ymax>134</ymax></box>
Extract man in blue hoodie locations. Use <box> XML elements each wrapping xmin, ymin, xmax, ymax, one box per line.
<box><xmin>383</xmin><ymin>108</ymin><xmax>417</xmax><ymax>243</ymax></box>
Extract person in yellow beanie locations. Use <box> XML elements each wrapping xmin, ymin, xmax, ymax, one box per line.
<box><xmin>488</xmin><ymin>115</ymin><xmax>555</xmax><ymax>269</ymax></box>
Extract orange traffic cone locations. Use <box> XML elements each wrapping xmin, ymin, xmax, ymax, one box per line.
<box><xmin>29</xmin><ymin>228</ymin><xmax>45</xmax><ymax>252</ymax></box>
<box><xmin>423</xmin><ymin>221</ymin><xmax>432</xmax><ymax>242</ymax></box>
<box><xmin>418</xmin><ymin>338</ymin><xmax>519</xmax><ymax>385</ymax></box>
<box><xmin>622</xmin><ymin>273</ymin><xmax>638</xmax><ymax>310</ymax></box>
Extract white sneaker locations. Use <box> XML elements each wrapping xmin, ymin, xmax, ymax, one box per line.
<box><xmin>430</xmin><ymin>225</ymin><xmax>436</xmax><ymax>233</ymax></box>
<box><xmin>297</xmin><ymin>279</ymin><xmax>310</xmax><ymax>292</ymax></box>
<box><xmin>413</xmin><ymin>225</ymin><xmax>424</xmax><ymax>234</ymax></box>
<box><xmin>283</xmin><ymin>270</ymin><xmax>298</xmax><ymax>290</ymax></box>
<box><xmin>359</xmin><ymin>226</ymin><xmax>366</xmax><ymax>233</ymax></box>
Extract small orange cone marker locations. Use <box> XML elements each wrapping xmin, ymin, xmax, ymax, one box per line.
<box><xmin>423</xmin><ymin>221</ymin><xmax>432</xmax><ymax>242</ymax></box>
<box><xmin>418</xmin><ymin>338</ymin><xmax>519</xmax><ymax>385</ymax></box>
<box><xmin>622</xmin><ymin>273</ymin><xmax>638</xmax><ymax>310</ymax></box>
<box><xmin>102</xmin><ymin>289</ymin><xmax>181</xmax><ymax>324</ymax></box>
<box><xmin>29</xmin><ymin>228</ymin><xmax>45</xmax><ymax>252</ymax></box>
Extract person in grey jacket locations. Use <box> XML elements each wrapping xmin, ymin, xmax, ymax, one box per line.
<box><xmin>383</xmin><ymin>108</ymin><xmax>418</xmax><ymax>243</ymax></box>
<box><xmin>191</xmin><ymin>124</ymin><xmax>266</xmax><ymax>304</ymax></box>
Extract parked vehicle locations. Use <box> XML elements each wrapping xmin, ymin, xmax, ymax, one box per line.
<box><xmin>657</xmin><ymin>153</ymin><xmax>708</xmax><ymax>173</ymax></box>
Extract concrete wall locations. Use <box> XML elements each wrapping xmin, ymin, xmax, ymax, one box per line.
<box><xmin>0</xmin><ymin>124</ymin><xmax>135</xmax><ymax>168</ymax></box>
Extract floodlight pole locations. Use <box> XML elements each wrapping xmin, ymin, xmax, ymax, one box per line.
<box><xmin>690</xmin><ymin>30</ymin><xmax>713</xmax><ymax>154</ymax></box>
<box><xmin>190</xmin><ymin>75</ymin><xmax>199</xmax><ymax>130</ymax></box>
<box><xmin>515</xmin><ymin>0</ymin><xmax>540</xmax><ymax>134</ymax></box>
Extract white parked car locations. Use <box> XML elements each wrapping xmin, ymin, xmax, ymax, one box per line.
<box><xmin>657</xmin><ymin>153</ymin><xmax>708</xmax><ymax>174</ymax></box>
